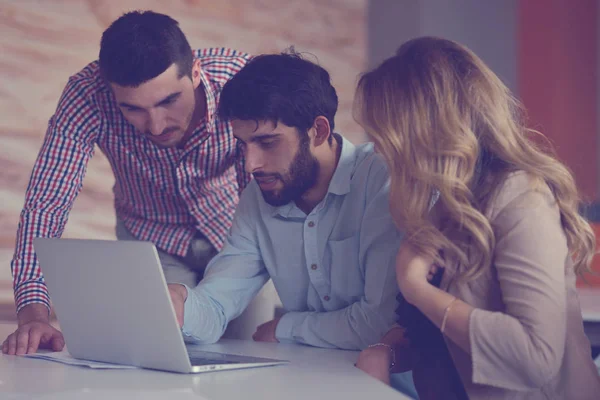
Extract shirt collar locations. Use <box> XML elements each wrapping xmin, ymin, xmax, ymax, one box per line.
<box><xmin>269</xmin><ymin>134</ymin><xmax>357</xmax><ymax>218</ymax></box>
<box><xmin>199</xmin><ymin>67</ymin><xmax>218</xmax><ymax>135</ymax></box>
<box><xmin>183</xmin><ymin>64</ymin><xmax>219</xmax><ymax>150</ymax></box>
<box><xmin>327</xmin><ymin>134</ymin><xmax>356</xmax><ymax>196</ymax></box>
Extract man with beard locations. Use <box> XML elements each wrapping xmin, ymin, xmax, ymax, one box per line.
<box><xmin>167</xmin><ymin>52</ymin><xmax>401</xmax><ymax>350</ymax></box>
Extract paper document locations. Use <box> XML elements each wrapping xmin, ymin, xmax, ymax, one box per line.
<box><xmin>24</xmin><ymin>351</ymin><xmax>138</xmax><ymax>369</ymax></box>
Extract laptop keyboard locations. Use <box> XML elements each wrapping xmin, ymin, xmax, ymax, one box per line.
<box><xmin>189</xmin><ymin>356</ymin><xmax>239</xmax><ymax>366</ymax></box>
<box><xmin>187</xmin><ymin>349</ymin><xmax>245</xmax><ymax>366</ymax></box>
<box><xmin>186</xmin><ymin>348</ymin><xmax>286</xmax><ymax>367</ymax></box>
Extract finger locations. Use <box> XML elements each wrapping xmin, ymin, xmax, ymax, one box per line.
<box><xmin>27</xmin><ymin>328</ymin><xmax>44</xmax><ymax>354</ymax></box>
<box><xmin>39</xmin><ymin>329</ymin><xmax>63</xmax><ymax>351</ymax></box>
<box><xmin>39</xmin><ymin>330</ymin><xmax>52</xmax><ymax>346</ymax></box>
<box><xmin>15</xmin><ymin>328</ymin><xmax>31</xmax><ymax>356</ymax></box>
<box><xmin>430</xmin><ymin>265</ymin><xmax>439</xmax><ymax>274</ymax></box>
<box><xmin>50</xmin><ymin>332</ymin><xmax>65</xmax><ymax>352</ymax></box>
<box><xmin>7</xmin><ymin>333</ymin><xmax>18</xmax><ymax>355</ymax></box>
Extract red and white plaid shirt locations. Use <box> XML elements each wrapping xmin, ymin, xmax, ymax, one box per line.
<box><xmin>11</xmin><ymin>48</ymin><xmax>252</xmax><ymax>312</ymax></box>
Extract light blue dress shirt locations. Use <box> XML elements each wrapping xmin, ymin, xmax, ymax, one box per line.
<box><xmin>182</xmin><ymin>136</ymin><xmax>401</xmax><ymax>350</ymax></box>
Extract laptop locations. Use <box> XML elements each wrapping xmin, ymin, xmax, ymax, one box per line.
<box><xmin>33</xmin><ymin>238</ymin><xmax>288</xmax><ymax>373</ymax></box>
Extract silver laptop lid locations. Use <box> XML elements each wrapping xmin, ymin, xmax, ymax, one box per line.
<box><xmin>34</xmin><ymin>238</ymin><xmax>193</xmax><ymax>373</ymax></box>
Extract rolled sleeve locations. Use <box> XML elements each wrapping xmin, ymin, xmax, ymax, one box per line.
<box><xmin>181</xmin><ymin>284</ymin><xmax>224</xmax><ymax>344</ymax></box>
<box><xmin>274</xmin><ymin>312</ymin><xmax>299</xmax><ymax>344</ymax></box>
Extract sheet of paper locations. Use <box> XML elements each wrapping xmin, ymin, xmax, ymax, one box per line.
<box><xmin>24</xmin><ymin>351</ymin><xmax>138</xmax><ymax>369</ymax></box>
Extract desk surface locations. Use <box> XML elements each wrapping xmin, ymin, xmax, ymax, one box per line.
<box><xmin>0</xmin><ymin>339</ymin><xmax>408</xmax><ymax>400</ymax></box>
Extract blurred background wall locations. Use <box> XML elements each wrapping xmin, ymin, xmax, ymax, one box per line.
<box><xmin>369</xmin><ymin>0</ymin><xmax>600</xmax><ymax>286</ymax></box>
<box><xmin>370</xmin><ymin>0</ymin><xmax>597</xmax><ymax>200</ymax></box>
<box><xmin>1</xmin><ymin>0</ymin><xmax>598</xmax><ymax>313</ymax></box>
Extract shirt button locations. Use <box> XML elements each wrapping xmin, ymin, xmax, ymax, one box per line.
<box><xmin>324</xmin><ymin>295</ymin><xmax>330</xmax><ymax>301</ymax></box>
<box><xmin>308</xmin><ymin>221</ymin><xmax>315</xmax><ymax>227</ymax></box>
<box><xmin>311</xmin><ymin>264</ymin><xmax>318</xmax><ymax>270</ymax></box>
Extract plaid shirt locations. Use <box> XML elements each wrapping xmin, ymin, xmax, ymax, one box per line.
<box><xmin>11</xmin><ymin>48</ymin><xmax>251</xmax><ymax>313</ymax></box>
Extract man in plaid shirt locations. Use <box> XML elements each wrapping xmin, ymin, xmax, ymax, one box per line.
<box><xmin>3</xmin><ymin>11</ymin><xmax>252</xmax><ymax>355</ymax></box>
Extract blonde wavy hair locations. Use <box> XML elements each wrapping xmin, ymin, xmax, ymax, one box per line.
<box><xmin>354</xmin><ymin>37</ymin><xmax>595</xmax><ymax>279</ymax></box>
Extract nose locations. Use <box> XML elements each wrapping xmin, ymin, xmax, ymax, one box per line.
<box><xmin>146</xmin><ymin>109</ymin><xmax>167</xmax><ymax>136</ymax></box>
<box><xmin>244</xmin><ymin>146</ymin><xmax>265</xmax><ymax>174</ymax></box>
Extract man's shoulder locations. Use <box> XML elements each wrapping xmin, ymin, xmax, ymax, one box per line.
<box><xmin>64</xmin><ymin>61</ymin><xmax>107</xmax><ymax>99</ymax></box>
<box><xmin>194</xmin><ymin>48</ymin><xmax>251</xmax><ymax>81</ymax></box>
<box><xmin>349</xmin><ymin>140</ymin><xmax>389</xmax><ymax>185</ymax></box>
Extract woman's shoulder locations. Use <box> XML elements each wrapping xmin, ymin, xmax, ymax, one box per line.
<box><xmin>486</xmin><ymin>171</ymin><xmax>555</xmax><ymax>221</ymax></box>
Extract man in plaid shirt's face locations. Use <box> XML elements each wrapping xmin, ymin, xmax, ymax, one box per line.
<box><xmin>100</xmin><ymin>11</ymin><xmax>207</xmax><ymax>150</ymax></box>
<box><xmin>111</xmin><ymin>62</ymin><xmax>206</xmax><ymax>149</ymax></box>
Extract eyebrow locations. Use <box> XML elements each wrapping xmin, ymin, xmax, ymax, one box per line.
<box><xmin>118</xmin><ymin>91</ymin><xmax>182</xmax><ymax>109</ymax></box>
<box><xmin>235</xmin><ymin>133</ymin><xmax>281</xmax><ymax>143</ymax></box>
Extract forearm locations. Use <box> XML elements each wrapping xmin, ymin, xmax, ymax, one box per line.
<box><xmin>276</xmin><ymin>301</ymin><xmax>395</xmax><ymax>350</ymax></box>
<box><xmin>379</xmin><ymin>325</ymin><xmax>408</xmax><ymax>346</ymax></box>
<box><xmin>377</xmin><ymin>325</ymin><xmax>416</xmax><ymax>373</ymax></box>
<box><xmin>356</xmin><ymin>325</ymin><xmax>413</xmax><ymax>381</ymax></box>
<box><xmin>406</xmin><ymin>283</ymin><xmax>473</xmax><ymax>354</ymax></box>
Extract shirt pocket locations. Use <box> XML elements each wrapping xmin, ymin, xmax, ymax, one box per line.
<box><xmin>327</xmin><ymin>235</ymin><xmax>364</xmax><ymax>301</ymax></box>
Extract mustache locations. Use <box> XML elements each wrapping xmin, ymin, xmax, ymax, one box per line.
<box><xmin>253</xmin><ymin>172</ymin><xmax>282</xmax><ymax>180</ymax></box>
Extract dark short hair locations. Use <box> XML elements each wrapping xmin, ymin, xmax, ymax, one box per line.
<box><xmin>99</xmin><ymin>10</ymin><xmax>193</xmax><ymax>87</ymax></box>
<box><xmin>218</xmin><ymin>50</ymin><xmax>338</xmax><ymax>142</ymax></box>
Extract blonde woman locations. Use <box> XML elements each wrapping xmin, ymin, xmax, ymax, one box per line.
<box><xmin>354</xmin><ymin>37</ymin><xmax>600</xmax><ymax>399</ymax></box>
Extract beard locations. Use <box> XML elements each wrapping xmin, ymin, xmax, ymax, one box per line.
<box><xmin>254</xmin><ymin>137</ymin><xmax>320</xmax><ymax>207</ymax></box>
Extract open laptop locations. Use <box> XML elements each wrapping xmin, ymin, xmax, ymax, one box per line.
<box><xmin>33</xmin><ymin>238</ymin><xmax>288</xmax><ymax>373</ymax></box>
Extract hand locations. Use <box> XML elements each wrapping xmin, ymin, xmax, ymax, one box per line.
<box><xmin>167</xmin><ymin>284</ymin><xmax>188</xmax><ymax>328</ymax></box>
<box><xmin>355</xmin><ymin>346</ymin><xmax>391</xmax><ymax>385</ymax></box>
<box><xmin>2</xmin><ymin>304</ymin><xmax>64</xmax><ymax>355</ymax></box>
<box><xmin>395</xmin><ymin>244</ymin><xmax>439</xmax><ymax>303</ymax></box>
<box><xmin>252</xmin><ymin>317</ymin><xmax>281</xmax><ymax>343</ymax></box>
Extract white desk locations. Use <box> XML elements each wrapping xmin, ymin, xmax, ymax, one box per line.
<box><xmin>0</xmin><ymin>339</ymin><xmax>409</xmax><ymax>400</ymax></box>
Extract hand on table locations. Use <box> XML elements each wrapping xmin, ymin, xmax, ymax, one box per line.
<box><xmin>252</xmin><ymin>317</ymin><xmax>281</xmax><ymax>343</ymax></box>
<box><xmin>2</xmin><ymin>303</ymin><xmax>64</xmax><ymax>355</ymax></box>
